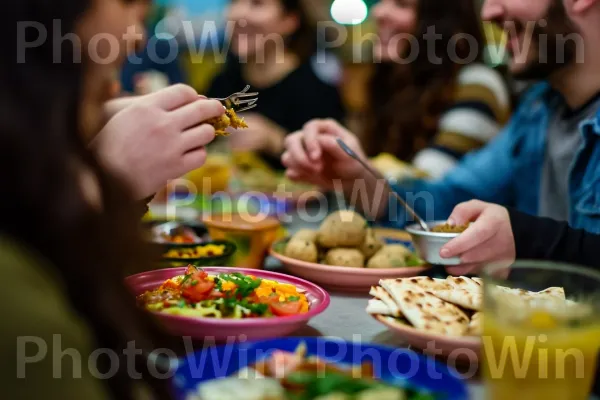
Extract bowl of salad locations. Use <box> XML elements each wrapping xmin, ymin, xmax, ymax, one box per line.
<box><xmin>126</xmin><ymin>266</ymin><xmax>330</xmax><ymax>341</ymax></box>
<box><xmin>173</xmin><ymin>337</ymin><xmax>467</xmax><ymax>400</ymax></box>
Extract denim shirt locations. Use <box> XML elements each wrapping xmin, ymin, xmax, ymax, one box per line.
<box><xmin>383</xmin><ymin>82</ymin><xmax>600</xmax><ymax>234</ymax></box>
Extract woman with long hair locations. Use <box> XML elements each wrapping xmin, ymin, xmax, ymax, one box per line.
<box><xmin>362</xmin><ymin>0</ymin><xmax>511</xmax><ymax>178</ymax></box>
<box><xmin>2</xmin><ymin>0</ymin><xmax>220</xmax><ymax>398</ymax></box>
<box><xmin>206</xmin><ymin>0</ymin><xmax>345</xmax><ymax>170</ymax></box>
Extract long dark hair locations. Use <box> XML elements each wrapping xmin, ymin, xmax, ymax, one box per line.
<box><xmin>3</xmin><ymin>0</ymin><xmax>178</xmax><ymax>398</ymax></box>
<box><xmin>363</xmin><ymin>0</ymin><xmax>486</xmax><ymax>160</ymax></box>
<box><xmin>280</xmin><ymin>0</ymin><xmax>317</xmax><ymax>61</ymax></box>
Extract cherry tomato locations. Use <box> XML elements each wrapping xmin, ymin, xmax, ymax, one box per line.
<box><xmin>270</xmin><ymin>301</ymin><xmax>302</xmax><ymax>317</ymax></box>
<box><xmin>181</xmin><ymin>272</ymin><xmax>214</xmax><ymax>302</ymax></box>
<box><xmin>251</xmin><ymin>293</ymin><xmax>280</xmax><ymax>304</ymax></box>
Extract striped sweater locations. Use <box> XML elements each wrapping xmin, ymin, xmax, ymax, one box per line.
<box><xmin>412</xmin><ymin>63</ymin><xmax>511</xmax><ymax>179</ymax></box>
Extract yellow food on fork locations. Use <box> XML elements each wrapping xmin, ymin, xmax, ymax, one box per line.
<box><xmin>208</xmin><ymin>108</ymin><xmax>248</xmax><ymax>136</ymax></box>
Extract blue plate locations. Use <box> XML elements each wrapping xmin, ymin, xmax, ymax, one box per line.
<box><xmin>172</xmin><ymin>337</ymin><xmax>467</xmax><ymax>399</ymax></box>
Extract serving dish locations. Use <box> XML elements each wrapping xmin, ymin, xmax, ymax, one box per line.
<box><xmin>369</xmin><ymin>275</ymin><xmax>571</xmax><ymax>362</ymax></box>
<box><xmin>173</xmin><ymin>337</ymin><xmax>468</xmax><ymax>400</ymax></box>
<box><xmin>271</xmin><ymin>227</ymin><xmax>430</xmax><ymax>292</ymax></box>
<box><xmin>126</xmin><ymin>267</ymin><xmax>330</xmax><ymax>341</ymax></box>
<box><xmin>159</xmin><ymin>240</ymin><xmax>237</xmax><ymax>268</ymax></box>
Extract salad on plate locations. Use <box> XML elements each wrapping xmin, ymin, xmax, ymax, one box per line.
<box><xmin>136</xmin><ymin>266</ymin><xmax>310</xmax><ymax>319</ymax></box>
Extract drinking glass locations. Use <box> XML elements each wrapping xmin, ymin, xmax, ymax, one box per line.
<box><xmin>482</xmin><ymin>261</ymin><xmax>600</xmax><ymax>400</ymax></box>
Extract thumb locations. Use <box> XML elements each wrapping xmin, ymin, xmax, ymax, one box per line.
<box><xmin>447</xmin><ymin>200</ymin><xmax>486</xmax><ymax>226</ymax></box>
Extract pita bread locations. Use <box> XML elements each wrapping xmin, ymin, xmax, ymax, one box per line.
<box><xmin>472</xmin><ymin>277</ymin><xmax>483</xmax><ymax>286</ymax></box>
<box><xmin>445</xmin><ymin>276</ymin><xmax>482</xmax><ymax>294</ymax></box>
<box><xmin>366</xmin><ymin>299</ymin><xmax>395</xmax><ymax>316</ymax></box>
<box><xmin>369</xmin><ymin>286</ymin><xmax>402</xmax><ymax>317</ymax></box>
<box><xmin>385</xmin><ymin>287</ymin><xmax>469</xmax><ymax>336</ymax></box>
<box><xmin>467</xmin><ymin>312</ymin><xmax>483</xmax><ymax>336</ymax></box>
<box><xmin>433</xmin><ymin>288</ymin><xmax>483</xmax><ymax>311</ymax></box>
<box><xmin>536</xmin><ymin>287</ymin><xmax>565</xmax><ymax>301</ymax></box>
<box><xmin>381</xmin><ymin>277</ymin><xmax>451</xmax><ymax>293</ymax></box>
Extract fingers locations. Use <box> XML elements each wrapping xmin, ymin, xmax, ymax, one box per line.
<box><xmin>180</xmin><ymin>124</ymin><xmax>216</xmax><ymax>153</ymax></box>
<box><xmin>144</xmin><ymin>84</ymin><xmax>199</xmax><ymax>110</ymax></box>
<box><xmin>319</xmin><ymin>135</ymin><xmax>358</xmax><ymax>160</ymax></box>
<box><xmin>302</xmin><ymin>120</ymin><xmax>327</xmax><ymax>160</ymax></box>
<box><xmin>440</xmin><ymin>217</ymin><xmax>498</xmax><ymax>258</ymax></box>
<box><xmin>181</xmin><ymin>147</ymin><xmax>208</xmax><ymax>174</ymax></box>
<box><xmin>170</xmin><ymin>99</ymin><xmax>225</xmax><ymax>130</ymax></box>
<box><xmin>447</xmin><ymin>200</ymin><xmax>487</xmax><ymax>225</ymax></box>
<box><xmin>285</xmin><ymin>168</ymin><xmax>329</xmax><ymax>188</ymax></box>
<box><xmin>283</xmin><ymin>133</ymin><xmax>317</xmax><ymax>172</ymax></box>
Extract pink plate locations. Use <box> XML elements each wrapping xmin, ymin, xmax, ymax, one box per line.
<box><xmin>125</xmin><ymin>267</ymin><xmax>330</xmax><ymax>342</ymax></box>
<box><xmin>270</xmin><ymin>245</ymin><xmax>430</xmax><ymax>292</ymax></box>
<box><xmin>374</xmin><ymin>315</ymin><xmax>481</xmax><ymax>363</ymax></box>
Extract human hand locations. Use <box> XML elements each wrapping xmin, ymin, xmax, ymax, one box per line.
<box><xmin>92</xmin><ymin>84</ymin><xmax>224</xmax><ymax>199</ymax></box>
<box><xmin>228</xmin><ymin>113</ymin><xmax>286</xmax><ymax>155</ymax></box>
<box><xmin>281</xmin><ymin>119</ymin><xmax>368</xmax><ymax>190</ymax></box>
<box><xmin>440</xmin><ymin>200</ymin><xmax>516</xmax><ymax>276</ymax></box>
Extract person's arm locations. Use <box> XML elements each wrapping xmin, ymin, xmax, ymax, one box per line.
<box><xmin>378</xmin><ymin>113</ymin><xmax>521</xmax><ymax>228</ymax></box>
<box><xmin>412</xmin><ymin>64</ymin><xmax>511</xmax><ymax>178</ymax></box>
<box><xmin>440</xmin><ymin>201</ymin><xmax>600</xmax><ymax>274</ymax></box>
<box><xmin>508</xmin><ymin>208</ymin><xmax>600</xmax><ymax>267</ymax></box>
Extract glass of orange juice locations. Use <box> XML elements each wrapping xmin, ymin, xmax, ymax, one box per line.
<box><xmin>482</xmin><ymin>261</ymin><xmax>600</xmax><ymax>400</ymax></box>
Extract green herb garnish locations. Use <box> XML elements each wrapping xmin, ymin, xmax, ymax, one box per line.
<box><xmin>219</xmin><ymin>273</ymin><xmax>262</xmax><ymax>299</ymax></box>
<box><xmin>288</xmin><ymin>296</ymin><xmax>300</xmax><ymax>301</ymax></box>
<box><xmin>191</xmin><ymin>280</ymin><xmax>199</xmax><ymax>286</ymax></box>
<box><xmin>405</xmin><ymin>255</ymin><xmax>424</xmax><ymax>267</ymax></box>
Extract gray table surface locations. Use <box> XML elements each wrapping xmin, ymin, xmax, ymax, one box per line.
<box><xmin>265</xmin><ymin>209</ymin><xmax>485</xmax><ymax>399</ymax></box>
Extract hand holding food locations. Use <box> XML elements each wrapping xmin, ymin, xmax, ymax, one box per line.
<box><xmin>281</xmin><ymin>119</ymin><xmax>370</xmax><ymax>190</ymax></box>
<box><xmin>439</xmin><ymin>200</ymin><xmax>516</xmax><ymax>275</ymax></box>
<box><xmin>207</xmin><ymin>107</ymin><xmax>248</xmax><ymax>136</ymax></box>
<box><xmin>92</xmin><ymin>84</ymin><xmax>224</xmax><ymax>198</ymax></box>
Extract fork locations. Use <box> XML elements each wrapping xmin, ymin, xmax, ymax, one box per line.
<box><xmin>211</xmin><ymin>85</ymin><xmax>259</xmax><ymax>113</ymax></box>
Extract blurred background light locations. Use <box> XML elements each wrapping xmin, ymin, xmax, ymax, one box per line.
<box><xmin>330</xmin><ymin>0</ymin><xmax>369</xmax><ymax>26</ymax></box>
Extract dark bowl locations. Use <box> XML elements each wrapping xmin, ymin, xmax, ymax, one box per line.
<box><xmin>144</xmin><ymin>220</ymin><xmax>210</xmax><ymax>250</ymax></box>
<box><xmin>157</xmin><ymin>240</ymin><xmax>237</xmax><ymax>268</ymax></box>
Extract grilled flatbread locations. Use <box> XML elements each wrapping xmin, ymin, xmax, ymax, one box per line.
<box><xmin>433</xmin><ymin>288</ymin><xmax>483</xmax><ymax>311</ymax></box>
<box><xmin>537</xmin><ymin>287</ymin><xmax>565</xmax><ymax>301</ymax></box>
<box><xmin>366</xmin><ymin>299</ymin><xmax>395</xmax><ymax>316</ymax></box>
<box><xmin>445</xmin><ymin>276</ymin><xmax>482</xmax><ymax>294</ymax></box>
<box><xmin>467</xmin><ymin>312</ymin><xmax>483</xmax><ymax>336</ymax></box>
<box><xmin>386</xmin><ymin>287</ymin><xmax>469</xmax><ymax>336</ymax></box>
<box><xmin>369</xmin><ymin>286</ymin><xmax>402</xmax><ymax>317</ymax></box>
<box><xmin>381</xmin><ymin>277</ymin><xmax>451</xmax><ymax>293</ymax></box>
<box><xmin>472</xmin><ymin>277</ymin><xmax>483</xmax><ymax>286</ymax></box>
